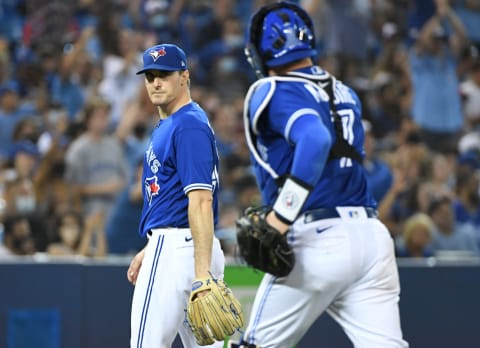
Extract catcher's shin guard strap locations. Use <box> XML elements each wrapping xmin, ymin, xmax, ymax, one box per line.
<box><xmin>273</xmin><ymin>176</ymin><xmax>312</xmax><ymax>224</ymax></box>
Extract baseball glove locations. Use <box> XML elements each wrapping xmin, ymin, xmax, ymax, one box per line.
<box><xmin>236</xmin><ymin>206</ymin><xmax>295</xmax><ymax>277</ymax></box>
<box><xmin>187</xmin><ymin>275</ymin><xmax>244</xmax><ymax>346</ymax></box>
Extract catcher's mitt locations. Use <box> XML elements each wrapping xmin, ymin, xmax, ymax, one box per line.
<box><xmin>187</xmin><ymin>275</ymin><xmax>244</xmax><ymax>346</ymax></box>
<box><xmin>236</xmin><ymin>206</ymin><xmax>295</xmax><ymax>277</ymax></box>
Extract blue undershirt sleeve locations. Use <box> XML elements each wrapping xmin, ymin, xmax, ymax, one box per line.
<box><xmin>288</xmin><ymin>115</ymin><xmax>332</xmax><ymax>186</ymax></box>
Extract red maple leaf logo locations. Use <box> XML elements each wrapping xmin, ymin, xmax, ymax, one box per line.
<box><xmin>150</xmin><ymin>181</ymin><xmax>160</xmax><ymax>194</ymax></box>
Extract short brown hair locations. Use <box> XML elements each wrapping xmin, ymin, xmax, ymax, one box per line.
<box><xmin>82</xmin><ymin>97</ymin><xmax>111</xmax><ymax>124</ymax></box>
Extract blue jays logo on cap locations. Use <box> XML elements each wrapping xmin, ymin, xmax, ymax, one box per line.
<box><xmin>149</xmin><ymin>47</ymin><xmax>167</xmax><ymax>61</ymax></box>
<box><xmin>137</xmin><ymin>44</ymin><xmax>188</xmax><ymax>74</ymax></box>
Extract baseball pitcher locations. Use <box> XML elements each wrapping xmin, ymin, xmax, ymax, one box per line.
<box><xmin>127</xmin><ymin>44</ymin><xmax>243</xmax><ymax>347</ymax></box>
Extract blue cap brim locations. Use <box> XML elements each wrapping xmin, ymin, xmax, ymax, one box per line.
<box><xmin>136</xmin><ymin>64</ymin><xmax>187</xmax><ymax>75</ymax></box>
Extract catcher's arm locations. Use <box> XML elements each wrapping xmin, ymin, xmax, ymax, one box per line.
<box><xmin>270</xmin><ymin>109</ymin><xmax>331</xmax><ymax>227</ymax></box>
<box><xmin>266</xmin><ymin>211</ymin><xmax>289</xmax><ymax>235</ymax></box>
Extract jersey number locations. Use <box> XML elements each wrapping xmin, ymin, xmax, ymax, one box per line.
<box><xmin>337</xmin><ymin>109</ymin><xmax>355</xmax><ymax>168</ymax></box>
<box><xmin>303</xmin><ymin>82</ymin><xmax>356</xmax><ymax>169</ymax></box>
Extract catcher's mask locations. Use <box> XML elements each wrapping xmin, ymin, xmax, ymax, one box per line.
<box><xmin>245</xmin><ymin>1</ymin><xmax>317</xmax><ymax>78</ymax></box>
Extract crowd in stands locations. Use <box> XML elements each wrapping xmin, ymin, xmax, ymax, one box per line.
<box><xmin>1</xmin><ymin>0</ymin><xmax>480</xmax><ymax>260</ymax></box>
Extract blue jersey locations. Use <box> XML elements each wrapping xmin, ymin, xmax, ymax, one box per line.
<box><xmin>244</xmin><ymin>66</ymin><xmax>376</xmax><ymax>212</ymax></box>
<box><xmin>139</xmin><ymin>102</ymin><xmax>220</xmax><ymax>237</ymax></box>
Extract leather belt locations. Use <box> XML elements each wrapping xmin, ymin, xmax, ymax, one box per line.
<box><xmin>303</xmin><ymin>207</ymin><xmax>378</xmax><ymax>223</ymax></box>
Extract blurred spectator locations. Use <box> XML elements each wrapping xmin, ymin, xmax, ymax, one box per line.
<box><xmin>0</xmin><ymin>0</ymin><xmax>25</xmax><ymax>49</ymax></box>
<box><xmin>406</xmin><ymin>0</ymin><xmax>437</xmax><ymax>41</ymax></box>
<box><xmin>47</xmin><ymin>210</ymin><xmax>83</xmax><ymax>256</ymax></box>
<box><xmin>233</xmin><ymin>173</ymin><xmax>261</xmax><ymax>214</ymax></box>
<box><xmin>34</xmin><ymin>139</ymin><xmax>79</xmax><ymax>236</ymax></box>
<box><xmin>0</xmin><ymin>80</ymin><xmax>36</xmax><ymax>163</ymax></box>
<box><xmin>456</xmin><ymin>148</ymin><xmax>480</xmax><ymax>177</ymax></box>
<box><xmin>49</xmin><ymin>26</ymin><xmax>93</xmax><ymax>120</ymax></box>
<box><xmin>0</xmin><ymin>37</ymin><xmax>11</xmax><ymax>86</ymax></box>
<box><xmin>65</xmin><ymin>97</ymin><xmax>128</xmax><ymax>216</ymax></box>
<box><xmin>189</xmin><ymin>0</ymin><xmax>231</xmax><ymax>52</ymax></box>
<box><xmin>396</xmin><ymin>213</ymin><xmax>434</xmax><ymax>258</ymax></box>
<box><xmin>453</xmin><ymin>0</ymin><xmax>480</xmax><ymax>50</ymax></box>
<box><xmin>78</xmin><ymin>209</ymin><xmax>107</xmax><ymax>257</ymax></box>
<box><xmin>427</xmin><ymin>195</ymin><xmax>478</xmax><ymax>255</ymax></box>
<box><xmin>3</xmin><ymin>214</ymin><xmax>36</xmax><ymax>255</ymax></box>
<box><xmin>48</xmin><ymin>209</ymin><xmax>106</xmax><ymax>257</ymax></box>
<box><xmin>378</xmin><ymin>132</ymin><xmax>430</xmax><ymax>236</ymax></box>
<box><xmin>12</xmin><ymin>117</ymin><xmax>40</xmax><ymax>145</ymax></box>
<box><xmin>369</xmin><ymin>21</ymin><xmax>412</xmax><ymax>140</ymax></box>
<box><xmin>0</xmin><ymin>239</ymin><xmax>12</xmax><ymax>257</ymax></box>
<box><xmin>37</xmin><ymin>104</ymin><xmax>69</xmax><ymax>155</ymax></box>
<box><xmin>115</xmin><ymin>85</ymin><xmax>155</xmax><ymax>179</ymax></box>
<box><xmin>460</xmin><ymin>58</ymin><xmax>480</xmax><ymax>129</ymax></box>
<box><xmin>362</xmin><ymin>119</ymin><xmax>393</xmax><ymax>204</ymax></box>
<box><xmin>2</xmin><ymin>140</ymin><xmax>40</xmax><ymax>216</ymax></box>
<box><xmin>105</xmin><ymin>161</ymin><xmax>145</xmax><ymax>255</ymax></box>
<box><xmin>322</xmin><ymin>0</ymin><xmax>370</xmax><ymax>83</ymax></box>
<box><xmin>137</xmin><ymin>0</ymin><xmax>187</xmax><ymax>42</ymax></box>
<box><xmin>98</xmin><ymin>28</ymin><xmax>143</xmax><ymax>127</ymax></box>
<box><xmin>215</xmin><ymin>202</ymin><xmax>239</xmax><ymax>257</ymax></box>
<box><xmin>408</xmin><ymin>0</ymin><xmax>467</xmax><ymax>153</ymax></box>
<box><xmin>211</xmin><ymin>103</ymin><xmax>242</xmax><ymax>157</ymax></box>
<box><xmin>218</xmin><ymin>152</ymin><xmax>252</xmax><ymax>205</ymax></box>
<box><xmin>429</xmin><ymin>152</ymin><xmax>455</xmax><ymax>197</ymax></box>
<box><xmin>195</xmin><ymin>15</ymin><xmax>250</xmax><ymax>98</ymax></box>
<box><xmin>453</xmin><ymin>170</ymin><xmax>480</xmax><ymax>230</ymax></box>
<box><xmin>301</xmin><ymin>0</ymin><xmax>327</xmax><ymax>52</ymax></box>
<box><xmin>458</xmin><ymin>129</ymin><xmax>480</xmax><ymax>156</ymax></box>
<box><xmin>22</xmin><ymin>1</ymin><xmax>78</xmax><ymax>58</ymax></box>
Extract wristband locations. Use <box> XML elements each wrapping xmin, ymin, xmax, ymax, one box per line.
<box><xmin>272</xmin><ymin>176</ymin><xmax>312</xmax><ymax>224</ymax></box>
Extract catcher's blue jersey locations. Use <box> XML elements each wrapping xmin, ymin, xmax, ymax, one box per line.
<box><xmin>139</xmin><ymin>102</ymin><xmax>220</xmax><ymax>237</ymax></box>
<box><xmin>244</xmin><ymin>66</ymin><xmax>376</xmax><ymax>212</ymax></box>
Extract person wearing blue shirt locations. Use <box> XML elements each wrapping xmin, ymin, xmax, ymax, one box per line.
<box><xmin>231</xmin><ymin>2</ymin><xmax>408</xmax><ymax>347</ymax></box>
<box><xmin>362</xmin><ymin>119</ymin><xmax>393</xmax><ymax>204</ymax></box>
<box><xmin>126</xmin><ymin>44</ymin><xmax>228</xmax><ymax>347</ymax></box>
<box><xmin>409</xmin><ymin>0</ymin><xmax>467</xmax><ymax>153</ymax></box>
<box><xmin>0</xmin><ymin>80</ymin><xmax>36</xmax><ymax>162</ymax></box>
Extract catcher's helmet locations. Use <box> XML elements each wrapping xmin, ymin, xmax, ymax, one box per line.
<box><xmin>245</xmin><ymin>1</ymin><xmax>317</xmax><ymax>78</ymax></box>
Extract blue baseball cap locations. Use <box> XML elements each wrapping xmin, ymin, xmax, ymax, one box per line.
<box><xmin>10</xmin><ymin>140</ymin><xmax>40</xmax><ymax>160</ymax></box>
<box><xmin>136</xmin><ymin>44</ymin><xmax>188</xmax><ymax>74</ymax></box>
<box><xmin>0</xmin><ymin>80</ymin><xmax>20</xmax><ymax>96</ymax></box>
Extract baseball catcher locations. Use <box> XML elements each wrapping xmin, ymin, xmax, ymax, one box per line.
<box><xmin>229</xmin><ymin>1</ymin><xmax>408</xmax><ymax>347</ymax></box>
<box><xmin>187</xmin><ymin>274</ymin><xmax>244</xmax><ymax>346</ymax></box>
<box><xmin>236</xmin><ymin>206</ymin><xmax>295</xmax><ymax>277</ymax></box>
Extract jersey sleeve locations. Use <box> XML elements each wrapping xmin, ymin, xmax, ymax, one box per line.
<box><xmin>269</xmin><ymin>82</ymin><xmax>333</xmax><ymax>186</ymax></box>
<box><xmin>174</xmin><ymin>126</ymin><xmax>215</xmax><ymax>195</ymax></box>
<box><xmin>268</xmin><ymin>83</ymin><xmax>322</xmax><ymax>140</ymax></box>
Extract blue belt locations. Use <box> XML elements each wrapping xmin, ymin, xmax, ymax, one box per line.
<box><xmin>303</xmin><ymin>207</ymin><xmax>378</xmax><ymax>223</ymax></box>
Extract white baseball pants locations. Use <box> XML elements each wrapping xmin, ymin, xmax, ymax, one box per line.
<box><xmin>130</xmin><ymin>228</ymin><xmax>225</xmax><ymax>348</ymax></box>
<box><xmin>242</xmin><ymin>208</ymin><xmax>409</xmax><ymax>348</ymax></box>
